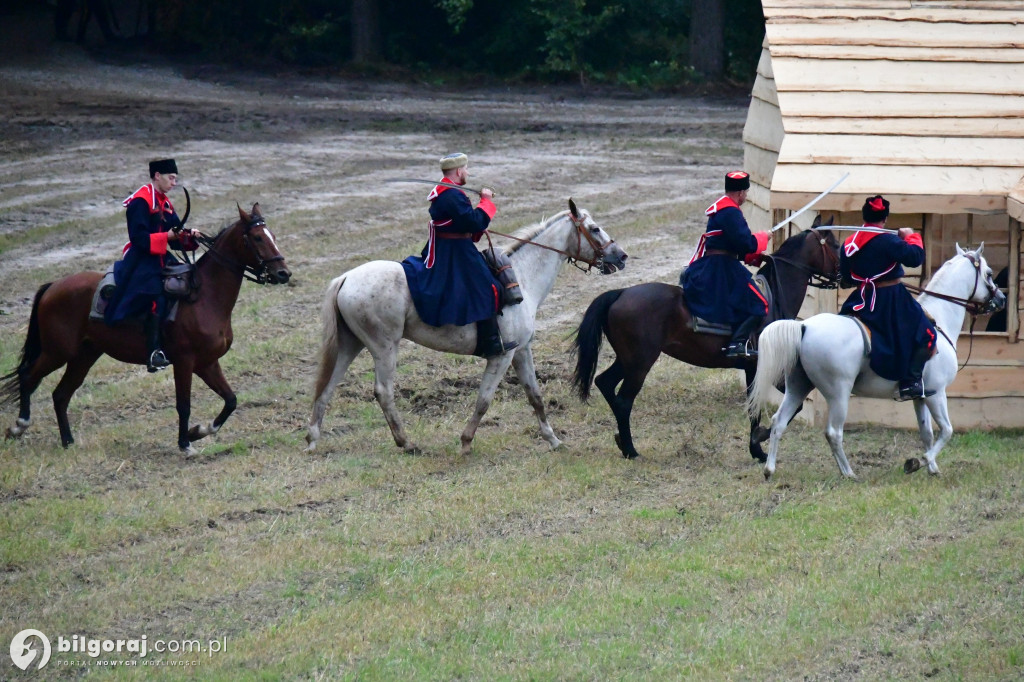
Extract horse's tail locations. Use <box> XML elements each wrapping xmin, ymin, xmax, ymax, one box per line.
<box><xmin>312</xmin><ymin>275</ymin><xmax>346</xmax><ymax>401</ymax></box>
<box><xmin>572</xmin><ymin>288</ymin><xmax>624</xmax><ymax>402</ymax></box>
<box><xmin>0</xmin><ymin>283</ymin><xmax>52</xmax><ymax>407</ymax></box>
<box><xmin>747</xmin><ymin>319</ymin><xmax>804</xmax><ymax>419</ymax></box>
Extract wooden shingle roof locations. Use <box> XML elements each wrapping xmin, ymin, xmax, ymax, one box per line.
<box><xmin>753</xmin><ymin>0</ymin><xmax>1024</xmax><ymax>214</ymax></box>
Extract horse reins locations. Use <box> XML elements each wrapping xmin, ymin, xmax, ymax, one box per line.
<box><xmin>485</xmin><ymin>212</ymin><xmax>612</xmax><ymax>272</ymax></box>
<box><xmin>902</xmin><ymin>253</ymin><xmax>997</xmax><ymax>370</ymax></box>
<box><xmin>763</xmin><ymin>228</ymin><xmax>841</xmax><ymax>291</ymax></box>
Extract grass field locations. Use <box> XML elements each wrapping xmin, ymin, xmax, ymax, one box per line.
<box><xmin>2</xmin><ymin>50</ymin><xmax>1023</xmax><ymax>681</ymax></box>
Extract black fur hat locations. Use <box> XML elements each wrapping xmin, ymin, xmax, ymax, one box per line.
<box><xmin>725</xmin><ymin>171</ymin><xmax>750</xmax><ymax>192</ymax></box>
<box><xmin>862</xmin><ymin>195</ymin><xmax>890</xmax><ymax>223</ymax></box>
<box><xmin>149</xmin><ymin>159</ymin><xmax>178</xmax><ymax>177</ymax></box>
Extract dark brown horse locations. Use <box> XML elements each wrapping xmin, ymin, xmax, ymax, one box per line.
<box><xmin>572</xmin><ymin>220</ymin><xmax>838</xmax><ymax>461</ymax></box>
<box><xmin>2</xmin><ymin>203</ymin><xmax>291</xmax><ymax>453</ymax></box>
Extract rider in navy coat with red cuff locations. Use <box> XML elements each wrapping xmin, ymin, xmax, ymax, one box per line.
<box><xmin>680</xmin><ymin>171</ymin><xmax>770</xmax><ymax>358</ymax></box>
<box><xmin>401</xmin><ymin>153</ymin><xmax>516</xmax><ymax>358</ymax></box>
<box><xmin>105</xmin><ymin>158</ymin><xmax>199</xmax><ymax>372</ymax></box>
<box><xmin>839</xmin><ymin>195</ymin><xmax>937</xmax><ymax>400</ymax></box>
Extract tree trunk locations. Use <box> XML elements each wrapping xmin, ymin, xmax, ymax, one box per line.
<box><xmin>351</xmin><ymin>0</ymin><xmax>381</xmax><ymax>63</ymax></box>
<box><xmin>689</xmin><ymin>0</ymin><xmax>724</xmax><ymax>80</ymax></box>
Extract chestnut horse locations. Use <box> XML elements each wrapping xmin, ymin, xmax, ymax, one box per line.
<box><xmin>2</xmin><ymin>204</ymin><xmax>291</xmax><ymax>454</ymax></box>
<box><xmin>573</xmin><ymin>220</ymin><xmax>838</xmax><ymax>461</ymax></box>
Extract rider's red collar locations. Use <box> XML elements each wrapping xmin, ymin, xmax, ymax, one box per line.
<box><xmin>705</xmin><ymin>195</ymin><xmax>739</xmax><ymax>215</ymax></box>
<box><xmin>427</xmin><ymin>177</ymin><xmax>464</xmax><ymax>201</ymax></box>
<box><xmin>843</xmin><ymin>224</ymin><xmax>884</xmax><ymax>257</ymax></box>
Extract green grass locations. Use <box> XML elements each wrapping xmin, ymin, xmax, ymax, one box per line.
<box><xmin>1</xmin><ymin>82</ymin><xmax>1021</xmax><ymax>681</ymax></box>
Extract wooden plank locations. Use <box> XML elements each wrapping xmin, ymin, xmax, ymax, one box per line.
<box><xmin>1009</xmin><ymin>177</ymin><xmax>1024</xmax><ymax>223</ymax></box>
<box><xmin>769</xmin><ymin>45</ymin><xmax>1024</xmax><ymax>62</ymax></box>
<box><xmin>743</xmin><ymin>146</ymin><xmax>780</xmax><ymax>189</ymax></box>
<box><xmin>763</xmin><ymin>1</ymin><xmax>910</xmax><ymax>9</ymax></box>
<box><xmin>743</xmin><ymin>97</ymin><xmax>784</xmax><ymax>152</ymax></box>
<box><xmin>767</xmin><ymin>20</ymin><xmax>1024</xmax><ymax>49</ymax></box>
<box><xmin>771</xmin><ymin>58</ymin><xmax>1024</xmax><ymax>95</ymax></box>
<box><xmin>776</xmin><ymin>91</ymin><xmax>1024</xmax><ymax>119</ymax></box>
<box><xmin>750</xmin><ymin>75</ymin><xmax>778</xmax><ymax>107</ymax></box>
<box><xmin>765</xmin><ymin>7</ymin><xmax>1023</xmax><ymax>23</ymax></box>
<box><xmin>776</xmin><ymin>134</ymin><xmax>1024</xmax><ymax>167</ymax></box>
<box><xmin>782</xmin><ymin>118</ymin><xmax>1024</xmax><ymax>138</ymax></box>
<box><xmin>756</xmin><ymin>44</ymin><xmax>774</xmax><ymax>81</ymax></box>
<box><xmin>842</xmin><ymin>395</ymin><xmax>1024</xmax><ymax>429</ymax></box>
<box><xmin>772</xmin><ymin>164</ymin><xmax>1023</xmax><ymax>197</ymax></box>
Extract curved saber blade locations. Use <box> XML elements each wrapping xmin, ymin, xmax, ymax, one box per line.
<box><xmin>180</xmin><ymin>186</ymin><xmax>191</xmax><ymax>227</ymax></box>
<box><xmin>770</xmin><ymin>172</ymin><xmax>849</xmax><ymax>233</ymax></box>
<box><xmin>383</xmin><ymin>177</ymin><xmax>490</xmax><ymax>197</ymax></box>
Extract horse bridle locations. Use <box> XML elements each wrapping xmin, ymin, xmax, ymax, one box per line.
<box><xmin>904</xmin><ymin>252</ymin><xmax>999</xmax><ymax>316</ymax></box>
<box><xmin>486</xmin><ymin>211</ymin><xmax>614</xmax><ymax>272</ymax></box>
<box><xmin>194</xmin><ymin>216</ymin><xmax>284</xmax><ymax>284</ymax></box>
<box><xmin>903</xmin><ymin>251</ymin><xmax>1001</xmax><ymax>370</ymax></box>
<box><xmin>763</xmin><ymin>228</ymin><xmax>841</xmax><ymax>290</ymax></box>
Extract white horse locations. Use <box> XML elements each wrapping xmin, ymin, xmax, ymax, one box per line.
<box><xmin>748</xmin><ymin>244</ymin><xmax>1004</xmax><ymax>479</ymax></box>
<box><xmin>306</xmin><ymin>199</ymin><xmax>628</xmax><ymax>455</ymax></box>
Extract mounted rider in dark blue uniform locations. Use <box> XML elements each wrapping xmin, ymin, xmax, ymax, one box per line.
<box><xmin>680</xmin><ymin>171</ymin><xmax>770</xmax><ymax>358</ymax></box>
<box><xmin>401</xmin><ymin>152</ymin><xmax>518</xmax><ymax>358</ymax></box>
<box><xmin>104</xmin><ymin>158</ymin><xmax>199</xmax><ymax>372</ymax></box>
<box><xmin>839</xmin><ymin>195</ymin><xmax>937</xmax><ymax>401</ymax></box>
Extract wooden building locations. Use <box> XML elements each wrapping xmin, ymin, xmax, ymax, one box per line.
<box><xmin>743</xmin><ymin>0</ymin><xmax>1024</xmax><ymax>428</ymax></box>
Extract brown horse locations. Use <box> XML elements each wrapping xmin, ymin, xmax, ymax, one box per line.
<box><xmin>2</xmin><ymin>203</ymin><xmax>291</xmax><ymax>454</ymax></box>
<box><xmin>572</xmin><ymin>220</ymin><xmax>838</xmax><ymax>461</ymax></box>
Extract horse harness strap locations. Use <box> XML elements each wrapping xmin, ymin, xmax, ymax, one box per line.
<box><xmin>487</xmin><ymin>212</ymin><xmax>611</xmax><ymax>272</ymax></box>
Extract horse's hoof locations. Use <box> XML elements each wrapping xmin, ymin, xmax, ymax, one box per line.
<box><xmin>750</xmin><ymin>448</ymin><xmax>768</xmax><ymax>464</ymax></box>
<box><xmin>752</xmin><ymin>425</ymin><xmax>771</xmax><ymax>444</ymax></box>
<box><xmin>904</xmin><ymin>458</ymin><xmax>922</xmax><ymax>474</ymax></box>
<box><xmin>181</xmin><ymin>445</ymin><xmax>199</xmax><ymax>458</ymax></box>
<box><xmin>304</xmin><ymin>440</ymin><xmax>318</xmax><ymax>453</ymax></box>
<box><xmin>405</xmin><ymin>444</ymin><xmax>424</xmax><ymax>456</ymax></box>
<box><xmin>549</xmin><ymin>438</ymin><xmax>564</xmax><ymax>450</ymax></box>
<box><xmin>763</xmin><ymin>467</ymin><xmax>774</xmax><ymax>480</ymax></box>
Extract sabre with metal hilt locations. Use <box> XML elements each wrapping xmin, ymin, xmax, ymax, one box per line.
<box><xmin>383</xmin><ymin>177</ymin><xmax>494</xmax><ymax>197</ymax></box>
<box><xmin>770</xmin><ymin>172</ymin><xmax>850</xmax><ymax>233</ymax></box>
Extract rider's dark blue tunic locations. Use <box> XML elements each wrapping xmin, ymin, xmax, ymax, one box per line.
<box><xmin>105</xmin><ymin>184</ymin><xmax>194</xmax><ymax>323</ymax></box>
<box><xmin>839</xmin><ymin>229</ymin><xmax>937</xmax><ymax>381</ymax></box>
<box><xmin>401</xmin><ymin>183</ymin><xmax>502</xmax><ymax>327</ymax></box>
<box><xmin>680</xmin><ymin>196</ymin><xmax>769</xmax><ymax>327</ymax></box>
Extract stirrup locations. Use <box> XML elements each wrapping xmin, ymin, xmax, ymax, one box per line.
<box><xmin>724</xmin><ymin>341</ymin><xmax>756</xmax><ymax>359</ymax></box>
<box><xmin>896</xmin><ymin>380</ymin><xmax>935</xmax><ymax>401</ymax></box>
<box><xmin>148</xmin><ymin>349</ymin><xmax>170</xmax><ymax>372</ymax></box>
<box><xmin>476</xmin><ymin>339</ymin><xmax>519</xmax><ymax>358</ymax></box>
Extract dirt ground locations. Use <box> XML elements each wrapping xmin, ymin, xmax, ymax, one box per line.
<box><xmin>0</xmin><ymin>12</ymin><xmax>748</xmax><ymax>354</ymax></box>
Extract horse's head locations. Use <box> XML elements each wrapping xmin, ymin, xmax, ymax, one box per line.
<box><xmin>767</xmin><ymin>215</ymin><xmax>840</xmax><ymax>288</ymax></box>
<box><xmin>806</xmin><ymin>214</ymin><xmax>840</xmax><ymax>284</ymax></box>
<box><xmin>956</xmin><ymin>242</ymin><xmax>1005</xmax><ymax>314</ymax></box>
<box><xmin>567</xmin><ymin>198</ymin><xmax>628</xmax><ymax>274</ymax></box>
<box><xmin>229</xmin><ymin>202</ymin><xmax>291</xmax><ymax>285</ymax></box>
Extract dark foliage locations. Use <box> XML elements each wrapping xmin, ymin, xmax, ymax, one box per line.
<box><xmin>155</xmin><ymin>0</ymin><xmax>763</xmax><ymax>87</ymax></box>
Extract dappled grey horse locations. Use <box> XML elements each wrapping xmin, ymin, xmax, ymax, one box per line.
<box><xmin>306</xmin><ymin>199</ymin><xmax>627</xmax><ymax>455</ymax></box>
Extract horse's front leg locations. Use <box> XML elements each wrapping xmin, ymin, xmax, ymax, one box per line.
<box><xmin>172</xmin><ymin>359</ymin><xmax>196</xmax><ymax>455</ymax></box>
<box><xmin>189</xmin><ymin>360</ymin><xmax>237</xmax><ymax>442</ymax></box>
<box><xmin>509</xmin><ymin>345</ymin><xmax>562</xmax><ymax>450</ymax></box>
<box><xmin>459</xmin><ymin>352</ymin><xmax>515</xmax><ymax>456</ymax></box>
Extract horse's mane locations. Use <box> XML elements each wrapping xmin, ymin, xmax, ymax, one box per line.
<box><xmin>502</xmin><ymin>210</ymin><xmax>571</xmax><ymax>256</ymax></box>
<box><xmin>773</xmin><ymin>229</ymin><xmax>812</xmax><ymax>260</ymax></box>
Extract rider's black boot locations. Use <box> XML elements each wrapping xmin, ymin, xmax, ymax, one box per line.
<box><xmin>898</xmin><ymin>344</ymin><xmax>935</xmax><ymax>401</ymax></box>
<box><xmin>144</xmin><ymin>312</ymin><xmax>170</xmax><ymax>373</ymax></box>
<box><xmin>724</xmin><ymin>314</ymin><xmax>765</xmax><ymax>359</ymax></box>
<box><xmin>474</xmin><ymin>316</ymin><xmax>518</xmax><ymax>358</ymax></box>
